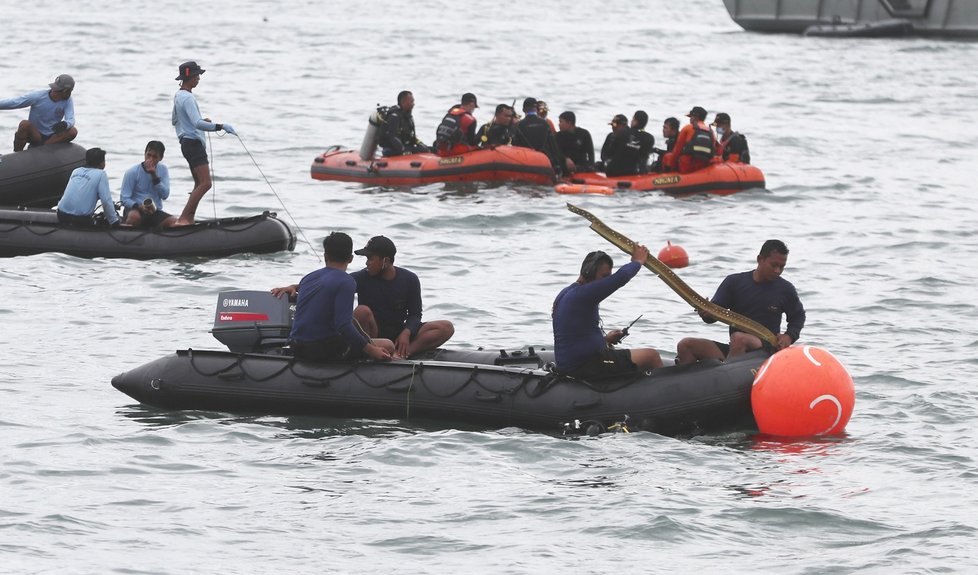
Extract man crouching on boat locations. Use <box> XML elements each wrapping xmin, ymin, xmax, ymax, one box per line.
<box><xmin>552</xmin><ymin>246</ymin><xmax>663</xmax><ymax>379</ymax></box>
<box><xmin>287</xmin><ymin>232</ymin><xmax>394</xmax><ymax>363</ymax></box>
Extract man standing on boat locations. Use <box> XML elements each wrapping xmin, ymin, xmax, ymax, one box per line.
<box><xmin>288</xmin><ymin>232</ymin><xmax>395</xmax><ymax>363</ymax></box>
<box><xmin>434</xmin><ymin>93</ymin><xmax>479</xmax><ymax>156</ymax></box>
<box><xmin>512</xmin><ymin>97</ymin><xmax>564</xmax><ymax>175</ymax></box>
<box><xmin>351</xmin><ymin>236</ymin><xmax>455</xmax><ymax>359</ymax></box>
<box><xmin>0</xmin><ymin>74</ymin><xmax>77</xmax><ymax>151</ymax></box>
<box><xmin>712</xmin><ymin>112</ymin><xmax>751</xmax><ymax>164</ymax></box>
<box><xmin>552</xmin><ymin>246</ymin><xmax>664</xmax><ymax>378</ymax></box>
<box><xmin>555</xmin><ymin>111</ymin><xmax>595</xmax><ymax>173</ymax></box>
<box><xmin>380</xmin><ymin>90</ymin><xmax>429</xmax><ymax>156</ymax></box>
<box><xmin>663</xmin><ymin>106</ymin><xmax>715</xmax><ymax>174</ymax></box>
<box><xmin>120</xmin><ymin>141</ymin><xmax>177</xmax><ymax>228</ymax></box>
<box><xmin>676</xmin><ymin>240</ymin><xmax>805</xmax><ymax>364</ymax></box>
<box><xmin>56</xmin><ymin>147</ymin><xmax>120</xmax><ymax>226</ymax></box>
<box><xmin>171</xmin><ymin>61</ymin><xmax>236</xmax><ymax>226</ymax></box>
<box><xmin>476</xmin><ymin>104</ymin><xmax>517</xmax><ymax>148</ymax></box>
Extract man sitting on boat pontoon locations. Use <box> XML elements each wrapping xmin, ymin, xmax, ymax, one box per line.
<box><xmin>56</xmin><ymin>147</ymin><xmax>120</xmax><ymax>227</ymax></box>
<box><xmin>379</xmin><ymin>90</ymin><xmax>429</xmax><ymax>157</ymax></box>
<box><xmin>552</xmin><ymin>246</ymin><xmax>663</xmax><ymax>379</ymax></box>
<box><xmin>0</xmin><ymin>74</ymin><xmax>78</xmax><ymax>152</ymax></box>
<box><xmin>120</xmin><ymin>140</ymin><xmax>177</xmax><ymax>228</ymax></box>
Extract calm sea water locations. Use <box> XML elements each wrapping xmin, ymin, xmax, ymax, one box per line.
<box><xmin>2</xmin><ymin>1</ymin><xmax>977</xmax><ymax>573</ymax></box>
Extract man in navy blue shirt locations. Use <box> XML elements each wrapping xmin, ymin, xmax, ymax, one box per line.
<box><xmin>676</xmin><ymin>239</ymin><xmax>806</xmax><ymax>364</ymax></box>
<box><xmin>351</xmin><ymin>236</ymin><xmax>455</xmax><ymax>358</ymax></box>
<box><xmin>552</xmin><ymin>245</ymin><xmax>663</xmax><ymax>378</ymax></box>
<box><xmin>288</xmin><ymin>232</ymin><xmax>394</xmax><ymax>363</ymax></box>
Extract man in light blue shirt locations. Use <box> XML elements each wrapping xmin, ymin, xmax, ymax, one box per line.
<box><xmin>120</xmin><ymin>140</ymin><xmax>176</xmax><ymax>228</ymax></box>
<box><xmin>56</xmin><ymin>147</ymin><xmax>120</xmax><ymax>226</ymax></box>
<box><xmin>0</xmin><ymin>74</ymin><xmax>78</xmax><ymax>151</ymax></box>
<box><xmin>171</xmin><ymin>61</ymin><xmax>236</xmax><ymax>226</ymax></box>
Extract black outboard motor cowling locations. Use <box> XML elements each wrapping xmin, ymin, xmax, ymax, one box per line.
<box><xmin>211</xmin><ymin>290</ymin><xmax>294</xmax><ymax>353</ymax></box>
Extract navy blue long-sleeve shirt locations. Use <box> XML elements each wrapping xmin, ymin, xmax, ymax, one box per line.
<box><xmin>290</xmin><ymin>267</ymin><xmax>369</xmax><ymax>349</ymax></box>
<box><xmin>552</xmin><ymin>261</ymin><xmax>641</xmax><ymax>374</ymax></box>
<box><xmin>351</xmin><ymin>267</ymin><xmax>423</xmax><ymax>340</ymax></box>
<box><xmin>711</xmin><ymin>271</ymin><xmax>806</xmax><ymax>342</ymax></box>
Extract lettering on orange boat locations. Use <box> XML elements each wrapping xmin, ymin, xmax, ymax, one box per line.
<box><xmin>653</xmin><ymin>175</ymin><xmax>681</xmax><ymax>186</ymax></box>
<box><xmin>438</xmin><ymin>156</ymin><xmax>464</xmax><ymax>165</ymax></box>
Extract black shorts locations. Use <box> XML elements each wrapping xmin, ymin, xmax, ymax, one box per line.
<box><xmin>291</xmin><ymin>337</ymin><xmax>366</xmax><ymax>363</ymax></box>
<box><xmin>180</xmin><ymin>137</ymin><xmax>209</xmax><ymax>169</ymax></box>
<box><xmin>566</xmin><ymin>347</ymin><xmax>637</xmax><ymax>380</ymax></box>
<box><xmin>377</xmin><ymin>322</ymin><xmax>425</xmax><ymax>342</ymax></box>
<box><xmin>123</xmin><ymin>206</ymin><xmax>173</xmax><ymax>228</ymax></box>
<box><xmin>56</xmin><ymin>209</ymin><xmax>96</xmax><ymax>226</ymax></box>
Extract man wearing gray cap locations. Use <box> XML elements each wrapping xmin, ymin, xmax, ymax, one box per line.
<box><xmin>0</xmin><ymin>74</ymin><xmax>78</xmax><ymax>151</ymax></box>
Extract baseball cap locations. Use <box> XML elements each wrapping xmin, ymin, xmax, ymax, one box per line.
<box><xmin>354</xmin><ymin>235</ymin><xmax>396</xmax><ymax>258</ymax></box>
<box><xmin>686</xmin><ymin>106</ymin><xmax>708</xmax><ymax>120</ymax></box>
<box><xmin>711</xmin><ymin>112</ymin><xmax>731</xmax><ymax>126</ymax></box>
<box><xmin>609</xmin><ymin>114</ymin><xmax>628</xmax><ymax>126</ymax></box>
<box><xmin>175</xmin><ymin>61</ymin><xmax>206</xmax><ymax>81</ymax></box>
<box><xmin>49</xmin><ymin>74</ymin><xmax>75</xmax><ymax>92</ymax></box>
<box><xmin>462</xmin><ymin>92</ymin><xmax>479</xmax><ymax>108</ymax></box>
<box><xmin>323</xmin><ymin>232</ymin><xmax>353</xmax><ymax>261</ymax></box>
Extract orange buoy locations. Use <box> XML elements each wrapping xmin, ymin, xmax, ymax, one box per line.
<box><xmin>554</xmin><ymin>183</ymin><xmax>615</xmax><ymax>196</ymax></box>
<box><xmin>751</xmin><ymin>346</ymin><xmax>855</xmax><ymax>437</ymax></box>
<box><xmin>657</xmin><ymin>241</ymin><xmax>688</xmax><ymax>268</ymax></box>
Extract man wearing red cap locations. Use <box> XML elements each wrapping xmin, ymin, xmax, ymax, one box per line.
<box><xmin>662</xmin><ymin>106</ymin><xmax>715</xmax><ymax>174</ymax></box>
<box><xmin>0</xmin><ymin>74</ymin><xmax>78</xmax><ymax>151</ymax></box>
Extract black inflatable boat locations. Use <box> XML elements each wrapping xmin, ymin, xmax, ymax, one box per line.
<box><xmin>112</xmin><ymin>291</ymin><xmax>767</xmax><ymax>435</ymax></box>
<box><xmin>0</xmin><ymin>208</ymin><xmax>296</xmax><ymax>259</ymax></box>
<box><xmin>0</xmin><ymin>143</ymin><xmax>86</xmax><ymax>207</ymax></box>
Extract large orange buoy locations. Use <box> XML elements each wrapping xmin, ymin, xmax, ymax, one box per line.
<box><xmin>751</xmin><ymin>346</ymin><xmax>855</xmax><ymax>437</ymax></box>
<box><xmin>657</xmin><ymin>241</ymin><xmax>688</xmax><ymax>268</ymax></box>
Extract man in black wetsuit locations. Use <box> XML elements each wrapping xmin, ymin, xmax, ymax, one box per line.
<box><xmin>476</xmin><ymin>103</ymin><xmax>517</xmax><ymax>148</ymax></box>
<box><xmin>379</xmin><ymin>90</ymin><xmax>428</xmax><ymax>157</ymax></box>
<box><xmin>712</xmin><ymin>112</ymin><xmax>751</xmax><ymax>164</ymax></box>
<box><xmin>512</xmin><ymin>97</ymin><xmax>563</xmax><ymax>175</ymax></box>
<box><xmin>629</xmin><ymin>110</ymin><xmax>655</xmax><ymax>173</ymax></box>
<box><xmin>675</xmin><ymin>239</ymin><xmax>806</xmax><ymax>364</ymax></box>
<box><xmin>651</xmin><ymin>117</ymin><xmax>680</xmax><ymax>173</ymax></box>
<box><xmin>555</xmin><ymin>111</ymin><xmax>595</xmax><ymax>173</ymax></box>
<box><xmin>600</xmin><ymin>114</ymin><xmax>642</xmax><ymax>177</ymax></box>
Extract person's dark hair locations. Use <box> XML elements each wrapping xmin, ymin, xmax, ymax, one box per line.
<box><xmin>323</xmin><ymin>231</ymin><xmax>353</xmax><ymax>262</ymax></box>
<box><xmin>145</xmin><ymin>140</ymin><xmax>165</xmax><ymax>159</ymax></box>
<box><xmin>558</xmin><ymin>111</ymin><xmax>576</xmax><ymax>124</ymax></box>
<box><xmin>85</xmin><ymin>147</ymin><xmax>106</xmax><ymax>167</ymax></box>
<box><xmin>633</xmin><ymin>110</ymin><xmax>648</xmax><ymax>129</ymax></box>
<box><xmin>665</xmin><ymin>117</ymin><xmax>680</xmax><ymax>131</ymax></box>
<box><xmin>759</xmin><ymin>239</ymin><xmax>788</xmax><ymax>258</ymax></box>
<box><xmin>580</xmin><ymin>250</ymin><xmax>614</xmax><ymax>281</ymax></box>
<box><xmin>522</xmin><ymin>97</ymin><xmax>538</xmax><ymax>113</ymax></box>
<box><xmin>494</xmin><ymin>103</ymin><xmax>510</xmax><ymax>115</ymax></box>
<box><xmin>397</xmin><ymin>90</ymin><xmax>412</xmax><ymax>106</ymax></box>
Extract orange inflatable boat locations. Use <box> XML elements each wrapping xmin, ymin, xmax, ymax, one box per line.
<box><xmin>310</xmin><ymin>146</ymin><xmax>556</xmax><ymax>186</ymax></box>
<box><xmin>559</xmin><ymin>162</ymin><xmax>765</xmax><ymax>196</ymax></box>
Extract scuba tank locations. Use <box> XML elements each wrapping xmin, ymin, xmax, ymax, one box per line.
<box><xmin>359</xmin><ymin>105</ymin><xmax>388</xmax><ymax>160</ymax></box>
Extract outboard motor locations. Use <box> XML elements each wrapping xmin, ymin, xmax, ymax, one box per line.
<box><xmin>211</xmin><ymin>290</ymin><xmax>294</xmax><ymax>353</ymax></box>
<box><xmin>358</xmin><ymin>105</ymin><xmax>387</xmax><ymax>161</ymax></box>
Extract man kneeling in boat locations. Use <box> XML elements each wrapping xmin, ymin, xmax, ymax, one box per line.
<box><xmin>552</xmin><ymin>247</ymin><xmax>663</xmax><ymax>379</ymax></box>
<box><xmin>56</xmin><ymin>147</ymin><xmax>121</xmax><ymax>227</ymax></box>
<box><xmin>120</xmin><ymin>141</ymin><xmax>177</xmax><ymax>228</ymax></box>
<box><xmin>287</xmin><ymin>232</ymin><xmax>395</xmax><ymax>363</ymax></box>
<box><xmin>351</xmin><ymin>235</ymin><xmax>455</xmax><ymax>359</ymax></box>
<box><xmin>676</xmin><ymin>240</ymin><xmax>805</xmax><ymax>364</ymax></box>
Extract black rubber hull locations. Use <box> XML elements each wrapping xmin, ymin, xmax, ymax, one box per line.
<box><xmin>0</xmin><ymin>209</ymin><xmax>296</xmax><ymax>259</ymax></box>
<box><xmin>0</xmin><ymin>143</ymin><xmax>86</xmax><ymax>208</ymax></box>
<box><xmin>111</xmin><ymin>348</ymin><xmax>767</xmax><ymax>436</ymax></box>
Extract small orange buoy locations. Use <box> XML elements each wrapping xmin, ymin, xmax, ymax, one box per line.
<box><xmin>751</xmin><ymin>346</ymin><xmax>855</xmax><ymax>437</ymax></box>
<box><xmin>657</xmin><ymin>241</ymin><xmax>688</xmax><ymax>268</ymax></box>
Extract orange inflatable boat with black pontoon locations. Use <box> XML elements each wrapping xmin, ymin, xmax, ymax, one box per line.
<box><xmin>556</xmin><ymin>162</ymin><xmax>765</xmax><ymax>196</ymax></box>
<box><xmin>310</xmin><ymin>146</ymin><xmax>556</xmax><ymax>186</ymax></box>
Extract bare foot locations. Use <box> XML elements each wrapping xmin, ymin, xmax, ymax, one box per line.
<box><xmin>173</xmin><ymin>219</ymin><xmax>195</xmax><ymax>227</ymax></box>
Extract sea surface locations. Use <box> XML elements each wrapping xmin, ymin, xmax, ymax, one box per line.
<box><xmin>2</xmin><ymin>0</ymin><xmax>977</xmax><ymax>573</ymax></box>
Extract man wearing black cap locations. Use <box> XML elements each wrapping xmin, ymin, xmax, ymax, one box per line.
<box><xmin>171</xmin><ymin>60</ymin><xmax>236</xmax><ymax>226</ymax></box>
<box><xmin>351</xmin><ymin>236</ymin><xmax>455</xmax><ymax>358</ymax></box>
<box><xmin>663</xmin><ymin>106</ymin><xmax>715</xmax><ymax>174</ymax></box>
<box><xmin>288</xmin><ymin>232</ymin><xmax>395</xmax><ymax>363</ymax></box>
<box><xmin>512</xmin><ymin>97</ymin><xmax>563</xmax><ymax>175</ymax></box>
<box><xmin>599</xmin><ymin>113</ymin><xmax>641</xmax><ymax>177</ymax></box>
<box><xmin>55</xmin><ymin>147</ymin><xmax>120</xmax><ymax>226</ymax></box>
<box><xmin>712</xmin><ymin>112</ymin><xmax>751</xmax><ymax>164</ymax></box>
<box><xmin>552</xmin><ymin>245</ymin><xmax>664</xmax><ymax>378</ymax></box>
<box><xmin>0</xmin><ymin>73</ymin><xmax>78</xmax><ymax>151</ymax></box>
<box><xmin>555</xmin><ymin>111</ymin><xmax>594</xmax><ymax>173</ymax></box>
<box><xmin>476</xmin><ymin>103</ymin><xmax>517</xmax><ymax>148</ymax></box>
<box><xmin>434</xmin><ymin>93</ymin><xmax>479</xmax><ymax>156</ymax></box>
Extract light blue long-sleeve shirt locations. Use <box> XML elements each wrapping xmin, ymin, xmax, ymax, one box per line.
<box><xmin>0</xmin><ymin>89</ymin><xmax>75</xmax><ymax>137</ymax></box>
<box><xmin>172</xmin><ymin>89</ymin><xmax>217</xmax><ymax>142</ymax></box>
<box><xmin>120</xmin><ymin>162</ymin><xmax>170</xmax><ymax>210</ymax></box>
<box><xmin>56</xmin><ymin>166</ymin><xmax>120</xmax><ymax>224</ymax></box>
